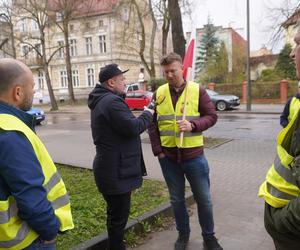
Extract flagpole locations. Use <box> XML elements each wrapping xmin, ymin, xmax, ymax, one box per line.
<box><xmin>180</xmin><ymin>31</ymin><xmax>195</xmax><ymax>147</ymax></box>
<box><xmin>179</xmin><ymin>67</ymin><xmax>192</xmax><ymax>147</ymax></box>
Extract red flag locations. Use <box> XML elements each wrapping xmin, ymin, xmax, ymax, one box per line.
<box><xmin>182</xmin><ymin>39</ymin><xmax>195</xmax><ymax>80</ymax></box>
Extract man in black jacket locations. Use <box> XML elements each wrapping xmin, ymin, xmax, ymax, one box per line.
<box><xmin>88</xmin><ymin>64</ymin><xmax>153</xmax><ymax>250</ymax></box>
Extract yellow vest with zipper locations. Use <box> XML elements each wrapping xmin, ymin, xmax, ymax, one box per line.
<box><xmin>156</xmin><ymin>82</ymin><xmax>203</xmax><ymax>148</ymax></box>
<box><xmin>0</xmin><ymin>114</ymin><xmax>74</xmax><ymax>250</ymax></box>
<box><xmin>258</xmin><ymin>111</ymin><xmax>300</xmax><ymax>208</ymax></box>
<box><xmin>288</xmin><ymin>97</ymin><xmax>300</xmax><ymax>122</ymax></box>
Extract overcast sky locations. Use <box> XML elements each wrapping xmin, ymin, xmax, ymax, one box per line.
<box><xmin>184</xmin><ymin>0</ymin><xmax>299</xmax><ymax>53</ymax></box>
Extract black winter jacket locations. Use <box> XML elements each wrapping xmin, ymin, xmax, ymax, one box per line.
<box><xmin>88</xmin><ymin>84</ymin><xmax>152</xmax><ymax>195</ymax></box>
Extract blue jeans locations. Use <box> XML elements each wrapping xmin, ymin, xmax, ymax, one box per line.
<box><xmin>23</xmin><ymin>237</ymin><xmax>56</xmax><ymax>250</ymax></box>
<box><xmin>159</xmin><ymin>155</ymin><xmax>215</xmax><ymax>239</ymax></box>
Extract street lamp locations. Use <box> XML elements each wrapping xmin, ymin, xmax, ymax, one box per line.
<box><xmin>246</xmin><ymin>0</ymin><xmax>251</xmax><ymax>111</ymax></box>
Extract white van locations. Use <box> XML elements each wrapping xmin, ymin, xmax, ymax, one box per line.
<box><xmin>125</xmin><ymin>83</ymin><xmax>140</xmax><ymax>92</ymax></box>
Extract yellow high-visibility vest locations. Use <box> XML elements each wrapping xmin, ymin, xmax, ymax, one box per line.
<box><xmin>258</xmin><ymin>110</ymin><xmax>300</xmax><ymax>208</ymax></box>
<box><xmin>156</xmin><ymin>82</ymin><xmax>203</xmax><ymax>148</ymax></box>
<box><xmin>0</xmin><ymin>114</ymin><xmax>74</xmax><ymax>250</ymax></box>
<box><xmin>288</xmin><ymin>97</ymin><xmax>300</xmax><ymax>122</ymax></box>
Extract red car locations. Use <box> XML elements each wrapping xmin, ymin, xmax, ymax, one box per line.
<box><xmin>125</xmin><ymin>91</ymin><xmax>152</xmax><ymax>110</ymax></box>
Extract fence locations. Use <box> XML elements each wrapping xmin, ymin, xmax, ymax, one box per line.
<box><xmin>208</xmin><ymin>80</ymin><xmax>298</xmax><ymax>104</ymax></box>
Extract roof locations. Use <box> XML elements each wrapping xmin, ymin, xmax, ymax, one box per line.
<box><xmin>48</xmin><ymin>0</ymin><xmax>119</xmax><ymax>18</ymax></box>
<box><xmin>250</xmin><ymin>54</ymin><xmax>278</xmax><ymax>67</ymax></box>
<box><xmin>282</xmin><ymin>9</ymin><xmax>300</xmax><ymax>28</ymax></box>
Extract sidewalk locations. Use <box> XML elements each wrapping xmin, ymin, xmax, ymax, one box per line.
<box><xmin>230</xmin><ymin>103</ymin><xmax>284</xmax><ymax>114</ymax></box>
<box><xmin>134</xmin><ymin>139</ymin><xmax>275</xmax><ymax>250</ymax></box>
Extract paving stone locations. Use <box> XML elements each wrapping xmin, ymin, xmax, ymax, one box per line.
<box><xmin>134</xmin><ymin>139</ymin><xmax>276</xmax><ymax>250</ymax></box>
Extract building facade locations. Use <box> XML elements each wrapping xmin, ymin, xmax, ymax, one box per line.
<box><xmin>9</xmin><ymin>0</ymin><xmax>161</xmax><ymax>103</ymax></box>
<box><xmin>190</xmin><ymin>26</ymin><xmax>246</xmax><ymax>75</ymax></box>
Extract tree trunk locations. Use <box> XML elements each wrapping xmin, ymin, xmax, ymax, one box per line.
<box><xmin>10</xmin><ymin>25</ymin><xmax>16</xmax><ymax>58</ymax></box>
<box><xmin>168</xmin><ymin>0</ymin><xmax>186</xmax><ymax>58</ymax></box>
<box><xmin>63</xmin><ymin>20</ymin><xmax>75</xmax><ymax>103</ymax></box>
<box><xmin>41</xmin><ymin>33</ymin><xmax>58</xmax><ymax>111</ymax></box>
<box><xmin>148</xmin><ymin>0</ymin><xmax>156</xmax><ymax>78</ymax></box>
<box><xmin>162</xmin><ymin>17</ymin><xmax>170</xmax><ymax>55</ymax></box>
<box><xmin>161</xmin><ymin>0</ymin><xmax>170</xmax><ymax>56</ymax></box>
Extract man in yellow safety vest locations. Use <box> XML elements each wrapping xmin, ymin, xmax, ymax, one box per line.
<box><xmin>148</xmin><ymin>52</ymin><xmax>223</xmax><ymax>250</ymax></box>
<box><xmin>259</xmin><ymin>24</ymin><xmax>300</xmax><ymax>250</ymax></box>
<box><xmin>0</xmin><ymin>58</ymin><xmax>74</xmax><ymax>249</ymax></box>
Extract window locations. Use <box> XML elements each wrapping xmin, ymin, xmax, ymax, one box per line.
<box><xmin>69</xmin><ymin>24</ymin><xmax>74</xmax><ymax>32</ymax></box>
<box><xmin>123</xmin><ymin>8</ymin><xmax>129</xmax><ymax>22</ymax></box>
<box><xmin>72</xmin><ymin>69</ymin><xmax>80</xmax><ymax>87</ymax></box>
<box><xmin>37</xmin><ymin>71</ymin><xmax>44</xmax><ymax>89</ymax></box>
<box><xmin>87</xmin><ymin>68</ymin><xmax>95</xmax><ymax>87</ymax></box>
<box><xmin>56</xmin><ymin>12</ymin><xmax>64</xmax><ymax>21</ymax></box>
<box><xmin>60</xmin><ymin>70</ymin><xmax>67</xmax><ymax>88</ymax></box>
<box><xmin>32</xmin><ymin>20</ymin><xmax>38</xmax><ymax>30</ymax></box>
<box><xmin>58</xmin><ymin>41</ymin><xmax>64</xmax><ymax>58</ymax></box>
<box><xmin>69</xmin><ymin>39</ymin><xmax>77</xmax><ymax>57</ymax></box>
<box><xmin>85</xmin><ymin>37</ymin><xmax>93</xmax><ymax>55</ymax></box>
<box><xmin>85</xmin><ymin>22</ymin><xmax>90</xmax><ymax>29</ymax></box>
<box><xmin>99</xmin><ymin>20</ymin><xmax>103</xmax><ymax>27</ymax></box>
<box><xmin>98</xmin><ymin>35</ymin><xmax>106</xmax><ymax>53</ymax></box>
<box><xmin>20</xmin><ymin>19</ymin><xmax>27</xmax><ymax>32</ymax></box>
<box><xmin>34</xmin><ymin>43</ymin><xmax>42</xmax><ymax>58</ymax></box>
<box><xmin>22</xmin><ymin>45</ymin><xmax>29</xmax><ymax>59</ymax></box>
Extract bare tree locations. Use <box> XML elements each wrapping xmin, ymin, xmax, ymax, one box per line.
<box><xmin>49</xmin><ymin>0</ymin><xmax>95</xmax><ymax>103</ymax></box>
<box><xmin>117</xmin><ymin>0</ymin><xmax>157</xmax><ymax>77</ymax></box>
<box><xmin>168</xmin><ymin>0</ymin><xmax>185</xmax><ymax>58</ymax></box>
<box><xmin>0</xmin><ymin>0</ymin><xmax>17</xmax><ymax>58</ymax></box>
<box><xmin>266</xmin><ymin>0</ymin><xmax>300</xmax><ymax>48</ymax></box>
<box><xmin>14</xmin><ymin>0</ymin><xmax>60</xmax><ymax>110</ymax></box>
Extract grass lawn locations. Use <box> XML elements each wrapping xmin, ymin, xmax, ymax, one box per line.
<box><xmin>55</xmin><ymin>164</ymin><xmax>169</xmax><ymax>249</ymax></box>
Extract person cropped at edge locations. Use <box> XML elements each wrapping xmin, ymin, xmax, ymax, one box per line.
<box><xmin>258</xmin><ymin>24</ymin><xmax>300</xmax><ymax>250</ymax></box>
<box><xmin>280</xmin><ymin>81</ymin><xmax>300</xmax><ymax>127</ymax></box>
<box><xmin>88</xmin><ymin>64</ymin><xmax>154</xmax><ymax>250</ymax></box>
<box><xmin>0</xmin><ymin>58</ymin><xmax>74</xmax><ymax>250</ymax></box>
<box><xmin>148</xmin><ymin>52</ymin><xmax>223</xmax><ymax>250</ymax></box>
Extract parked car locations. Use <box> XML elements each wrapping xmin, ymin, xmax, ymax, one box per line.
<box><xmin>125</xmin><ymin>91</ymin><xmax>152</xmax><ymax>110</ymax></box>
<box><xmin>125</xmin><ymin>83</ymin><xmax>140</xmax><ymax>93</ymax></box>
<box><xmin>206</xmin><ymin>89</ymin><xmax>240</xmax><ymax>111</ymax></box>
<box><xmin>26</xmin><ymin>107</ymin><xmax>45</xmax><ymax>125</ymax></box>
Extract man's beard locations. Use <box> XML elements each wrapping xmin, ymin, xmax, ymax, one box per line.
<box><xmin>20</xmin><ymin>96</ymin><xmax>33</xmax><ymax>111</ymax></box>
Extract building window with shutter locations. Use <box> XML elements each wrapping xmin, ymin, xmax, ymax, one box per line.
<box><xmin>60</xmin><ymin>70</ymin><xmax>68</xmax><ymax>88</ymax></box>
<box><xmin>37</xmin><ymin>71</ymin><xmax>44</xmax><ymax>89</ymax></box>
<box><xmin>85</xmin><ymin>37</ymin><xmax>93</xmax><ymax>55</ymax></box>
<box><xmin>69</xmin><ymin>39</ymin><xmax>77</xmax><ymax>57</ymax></box>
<box><xmin>87</xmin><ymin>68</ymin><xmax>95</xmax><ymax>87</ymax></box>
<box><xmin>58</xmin><ymin>41</ymin><xmax>64</xmax><ymax>58</ymax></box>
<box><xmin>98</xmin><ymin>35</ymin><xmax>106</xmax><ymax>54</ymax></box>
<box><xmin>72</xmin><ymin>69</ymin><xmax>80</xmax><ymax>87</ymax></box>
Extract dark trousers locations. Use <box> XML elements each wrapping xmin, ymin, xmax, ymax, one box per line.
<box><xmin>102</xmin><ymin>192</ymin><xmax>131</xmax><ymax>250</ymax></box>
<box><xmin>264</xmin><ymin>202</ymin><xmax>300</xmax><ymax>250</ymax></box>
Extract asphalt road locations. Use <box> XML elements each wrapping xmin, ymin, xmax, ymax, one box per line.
<box><xmin>35</xmin><ymin>111</ymin><xmax>281</xmax><ymax>180</ymax></box>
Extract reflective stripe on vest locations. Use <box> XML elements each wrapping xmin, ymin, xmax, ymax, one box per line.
<box><xmin>258</xmin><ymin>112</ymin><xmax>300</xmax><ymax>208</ymax></box>
<box><xmin>0</xmin><ymin>114</ymin><xmax>74</xmax><ymax>249</ymax></box>
<box><xmin>156</xmin><ymin>82</ymin><xmax>203</xmax><ymax>148</ymax></box>
<box><xmin>0</xmin><ymin>221</ymin><xmax>34</xmax><ymax>248</ymax></box>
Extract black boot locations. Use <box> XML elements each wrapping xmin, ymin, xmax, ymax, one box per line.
<box><xmin>174</xmin><ymin>233</ymin><xmax>190</xmax><ymax>250</ymax></box>
<box><xmin>203</xmin><ymin>235</ymin><xmax>223</xmax><ymax>250</ymax></box>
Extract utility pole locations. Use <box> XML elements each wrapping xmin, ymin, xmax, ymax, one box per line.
<box><xmin>246</xmin><ymin>0</ymin><xmax>252</xmax><ymax>111</ymax></box>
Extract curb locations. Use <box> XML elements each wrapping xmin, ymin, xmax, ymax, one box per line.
<box><xmin>226</xmin><ymin>111</ymin><xmax>281</xmax><ymax>115</ymax></box>
<box><xmin>71</xmin><ymin>192</ymin><xmax>195</xmax><ymax>250</ymax></box>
